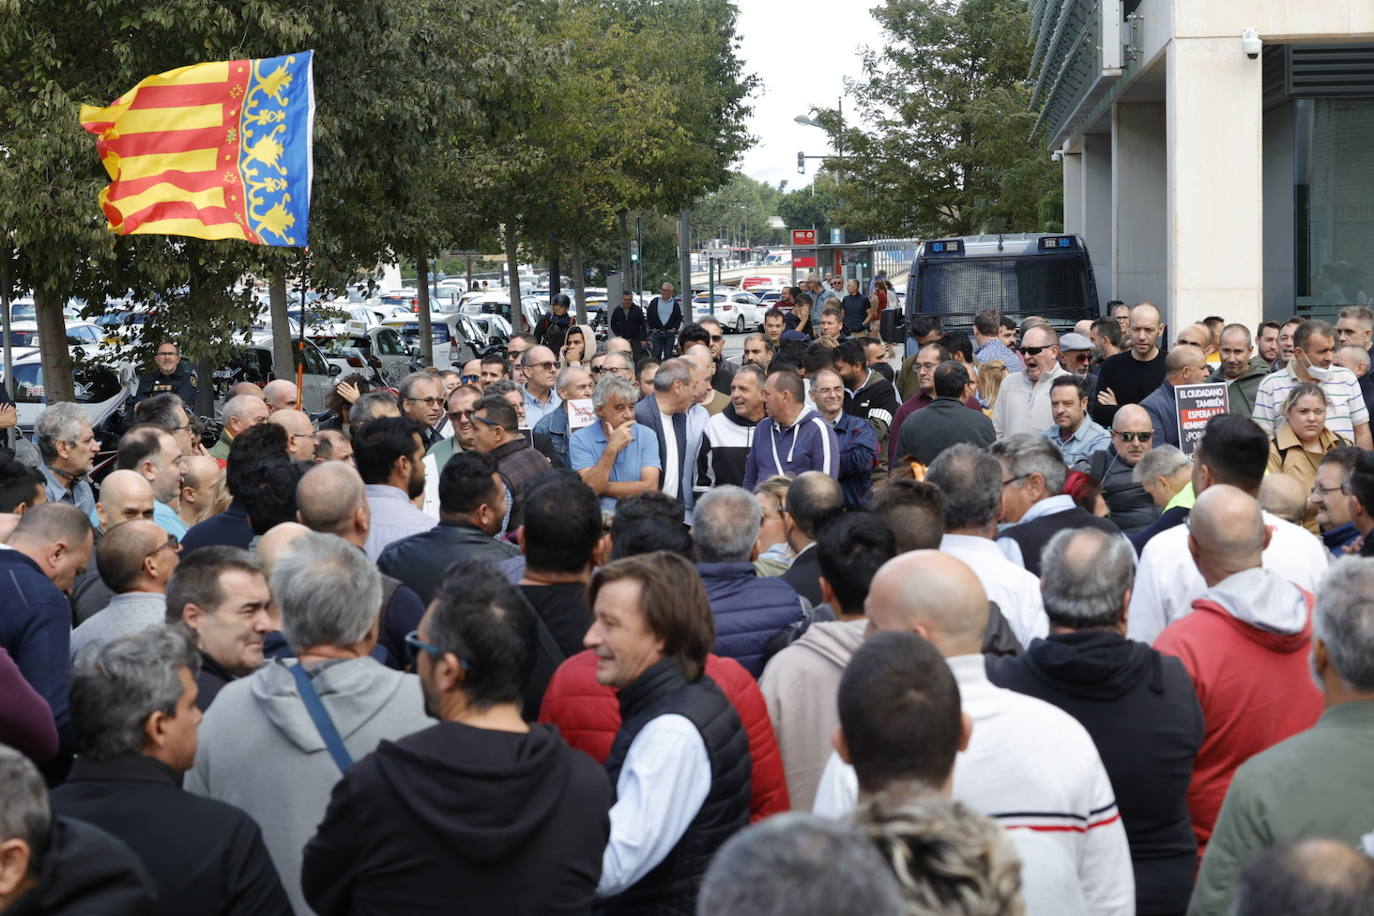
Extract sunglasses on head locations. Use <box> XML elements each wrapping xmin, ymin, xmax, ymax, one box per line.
<box><xmin>1114</xmin><ymin>430</ymin><xmax>1153</xmax><ymax>442</ymax></box>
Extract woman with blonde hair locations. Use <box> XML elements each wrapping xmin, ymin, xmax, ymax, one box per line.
<box><xmin>976</xmin><ymin>360</ymin><xmax>1009</xmax><ymax>414</ymax></box>
<box><xmin>1267</xmin><ymin>381</ymin><xmax>1348</xmax><ymax>531</ymax></box>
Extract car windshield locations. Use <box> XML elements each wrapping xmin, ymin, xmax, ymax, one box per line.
<box><xmin>11</xmin><ymin>363</ymin><xmax>121</xmax><ymax>404</ymax></box>
<box><xmin>917</xmin><ymin>255</ymin><xmax>1090</xmax><ymax>318</ymax></box>
<box><xmin>397</xmin><ymin>323</ymin><xmax>450</xmax><ymax>347</ymax></box>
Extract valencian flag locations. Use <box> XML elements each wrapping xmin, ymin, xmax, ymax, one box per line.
<box><xmin>79</xmin><ymin>51</ymin><xmax>315</xmax><ymax>246</ymax></box>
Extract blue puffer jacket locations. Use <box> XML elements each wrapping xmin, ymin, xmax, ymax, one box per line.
<box><xmin>695</xmin><ymin>562</ymin><xmax>807</xmax><ymax>678</ymax></box>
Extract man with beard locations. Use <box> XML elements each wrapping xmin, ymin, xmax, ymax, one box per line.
<box><xmin>354</xmin><ymin>417</ymin><xmax>431</xmax><ymax>561</ymax></box>
<box><xmin>302</xmin><ymin>560</ymin><xmax>610</xmax><ymax>916</ymax></box>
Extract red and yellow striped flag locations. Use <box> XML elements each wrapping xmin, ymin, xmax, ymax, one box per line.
<box><xmin>79</xmin><ymin>52</ymin><xmax>314</xmax><ymax>246</ymax></box>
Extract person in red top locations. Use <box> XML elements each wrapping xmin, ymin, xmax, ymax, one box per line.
<box><xmin>1153</xmin><ymin>484</ymin><xmax>1323</xmax><ymax>858</ymax></box>
<box><xmin>539</xmin><ymin>648</ymin><xmax>790</xmax><ymax>821</ymax></box>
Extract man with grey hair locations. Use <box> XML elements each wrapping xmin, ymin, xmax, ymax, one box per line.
<box><xmin>532</xmin><ymin>365</ymin><xmax>594</xmax><ymax>468</ymax></box>
<box><xmin>53</xmin><ymin>627</ymin><xmax>292</xmax><ymax>915</ymax></box>
<box><xmin>1253</xmin><ymin>318</ymin><xmax>1372</xmax><ymax>450</ymax></box>
<box><xmin>69</xmin><ymin>519</ymin><xmax>179</xmax><ymax>659</ymax></box>
<box><xmin>992</xmin><ymin>433</ymin><xmax>1118</xmax><ymax>575</ymax></box>
<box><xmin>1154</xmin><ymin>485</ymin><xmax>1323</xmax><ymax>863</ymax></box>
<box><xmin>571</xmin><ymin>374</ymin><xmax>660</xmax><ymax>512</ymax></box>
<box><xmin>692</xmin><ymin>485</ymin><xmax>806</xmax><ymax>677</ymax></box>
<box><xmin>927</xmin><ymin>444</ymin><xmax>1047</xmax><ymax>648</ymax></box>
<box><xmin>633</xmin><ymin>356</ymin><xmax>709</xmax><ymax>514</ymax></box>
<box><xmin>1191</xmin><ymin>556</ymin><xmax>1374</xmax><ymax>916</ymax></box>
<box><xmin>1128</xmin><ymin>443</ymin><xmax>1193</xmax><ymax>552</ymax></box>
<box><xmin>397</xmin><ymin>372</ymin><xmax>447</xmax><ymax>448</ymax></box>
<box><xmin>186</xmin><ymin>532</ymin><xmax>432</xmax><ymax>915</ymax></box>
<box><xmin>697</xmin><ymin>812</ymin><xmax>905</xmax><ymax>916</ymax></box>
<box><xmin>35</xmin><ymin>401</ymin><xmax>100</xmax><ymax>525</ymax></box>
<box><xmin>347</xmin><ymin>390</ymin><xmax>399</xmax><ymax>428</ymax></box>
<box><xmin>989</xmin><ymin>527</ymin><xmax>1204</xmax><ymax>916</ymax></box>
<box><xmin>209</xmin><ymin>393</ymin><xmax>269</xmax><ymax>460</ymax></box>
<box><xmin>0</xmin><ymin>744</ymin><xmax>154</xmax><ymax>913</ymax></box>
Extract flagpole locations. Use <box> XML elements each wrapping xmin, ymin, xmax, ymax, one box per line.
<box><xmin>296</xmin><ymin>249</ymin><xmax>305</xmax><ymax>400</ymax></box>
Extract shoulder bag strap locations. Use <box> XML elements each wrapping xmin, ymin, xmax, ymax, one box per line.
<box><xmin>532</xmin><ymin>610</ymin><xmax>567</xmax><ymax>668</ymax></box>
<box><xmin>289</xmin><ymin>663</ymin><xmax>354</xmax><ymax>774</ymax></box>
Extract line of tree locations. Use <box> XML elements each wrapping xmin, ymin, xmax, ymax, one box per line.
<box><xmin>0</xmin><ymin>0</ymin><xmax>754</xmax><ymax>401</ymax></box>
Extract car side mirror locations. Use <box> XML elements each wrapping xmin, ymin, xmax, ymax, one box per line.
<box><xmin>879</xmin><ymin>309</ymin><xmax>905</xmax><ymax>344</ymax></box>
<box><xmin>328</xmin><ymin>363</ymin><xmax>342</xmax><ymax>377</ymax></box>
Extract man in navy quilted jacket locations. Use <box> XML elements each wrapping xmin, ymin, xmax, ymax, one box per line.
<box><xmin>691</xmin><ymin>485</ymin><xmax>808</xmax><ymax>678</ymax></box>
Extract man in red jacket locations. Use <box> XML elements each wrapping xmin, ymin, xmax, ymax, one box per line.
<box><xmin>539</xmin><ymin>649</ymin><xmax>790</xmax><ymax>821</ymax></box>
<box><xmin>1154</xmin><ymin>485</ymin><xmax>1323</xmax><ymax>858</ymax></box>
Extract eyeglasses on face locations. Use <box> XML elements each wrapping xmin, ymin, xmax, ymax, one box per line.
<box><xmin>460</xmin><ymin>374</ymin><xmax>479</xmax><ymax>384</ymax></box>
<box><xmin>526</xmin><ymin>361</ymin><xmax>556</xmax><ymax>371</ymax></box>
<box><xmin>144</xmin><ymin>535</ymin><xmax>181</xmax><ymax>561</ymax></box>
<box><xmin>405</xmin><ymin>397</ymin><xmax>443</xmax><ymax>407</ymax></box>
<box><xmin>591</xmin><ymin>366</ymin><xmax>605</xmax><ymax>374</ymax></box>
<box><xmin>404</xmin><ymin>630</ymin><xmax>469</xmax><ymax>670</ymax></box>
<box><xmin>1019</xmin><ymin>345</ymin><xmax>1050</xmax><ymax>356</ymax></box>
<box><xmin>1114</xmin><ymin>430</ymin><xmax>1153</xmax><ymax>443</ymax></box>
<box><xmin>1001</xmin><ymin>472</ymin><xmax>1033</xmax><ymax>487</ymax></box>
<box><xmin>447</xmin><ymin>409</ymin><xmax>475</xmax><ymax>421</ymax></box>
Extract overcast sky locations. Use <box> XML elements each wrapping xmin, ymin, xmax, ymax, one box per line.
<box><xmin>734</xmin><ymin>0</ymin><xmax>879</xmax><ymax>189</ymax></box>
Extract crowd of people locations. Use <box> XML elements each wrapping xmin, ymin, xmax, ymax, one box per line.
<box><xmin>3</xmin><ymin>288</ymin><xmax>1374</xmax><ymax>915</ymax></box>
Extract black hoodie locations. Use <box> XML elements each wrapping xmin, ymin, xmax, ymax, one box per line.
<box><xmin>302</xmin><ymin>720</ymin><xmax>611</xmax><ymax>916</ymax></box>
<box><xmin>7</xmin><ymin>816</ymin><xmax>154</xmax><ymax>916</ymax></box>
<box><xmin>987</xmin><ymin>630</ymin><xmax>1204</xmax><ymax>916</ymax></box>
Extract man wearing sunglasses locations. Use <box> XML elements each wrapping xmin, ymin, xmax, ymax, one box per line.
<box><xmin>398</xmin><ymin>372</ymin><xmax>447</xmax><ymax>449</ymax></box>
<box><xmin>69</xmin><ymin>519</ymin><xmax>179</xmax><ymax>659</ymax></box>
<box><xmin>1088</xmin><ymin>405</ymin><xmax>1164</xmax><ymax>534</ymax></box>
<box><xmin>992</xmin><ymin>325</ymin><xmax>1070</xmax><ymax>438</ymax></box>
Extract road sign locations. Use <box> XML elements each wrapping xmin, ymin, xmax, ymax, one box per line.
<box><xmin>829</xmin><ymin>228</ymin><xmax>844</xmax><ymax>244</ymax></box>
<box><xmin>703</xmin><ymin>247</ymin><xmax>730</xmax><ymax>260</ymax></box>
<box><xmin>1175</xmin><ymin>382</ymin><xmax>1230</xmax><ymax>457</ymax></box>
<box><xmin>791</xmin><ymin>229</ymin><xmax>816</xmax><ymax>246</ymax></box>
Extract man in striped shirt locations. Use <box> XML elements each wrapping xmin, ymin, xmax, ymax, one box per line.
<box><xmin>1252</xmin><ymin>319</ymin><xmax>1372</xmax><ymax>450</ymax></box>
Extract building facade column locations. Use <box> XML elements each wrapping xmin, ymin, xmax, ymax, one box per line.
<box><xmin>1166</xmin><ymin>36</ymin><xmax>1264</xmax><ymax>333</ymax></box>
<box><xmin>1113</xmin><ymin>101</ymin><xmax>1168</xmax><ymax>317</ymax></box>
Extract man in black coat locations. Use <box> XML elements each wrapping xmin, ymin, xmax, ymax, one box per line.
<box><xmin>50</xmin><ymin>627</ymin><xmax>292</xmax><ymax>916</ymax></box>
<box><xmin>897</xmin><ymin>362</ymin><xmax>995</xmax><ymax>466</ymax></box>
<box><xmin>987</xmin><ymin>527</ymin><xmax>1203</xmax><ymax>916</ymax></box>
<box><xmin>302</xmin><ymin>560</ymin><xmax>611</xmax><ymax>916</ymax></box>
<box><xmin>647</xmin><ymin>282</ymin><xmax>684</xmax><ymax>361</ymax></box>
<box><xmin>609</xmin><ymin>290</ymin><xmax>648</xmax><ymax>361</ymax></box>
<box><xmin>377</xmin><ymin>451</ymin><xmax>518</xmax><ymax>605</ymax></box>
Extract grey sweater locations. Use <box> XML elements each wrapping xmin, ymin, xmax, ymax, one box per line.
<box><xmin>185</xmin><ymin>657</ymin><xmax>433</xmax><ymax>915</ymax></box>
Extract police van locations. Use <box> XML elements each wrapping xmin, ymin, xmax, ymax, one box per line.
<box><xmin>883</xmin><ymin>233</ymin><xmax>1101</xmax><ymax>353</ymax></box>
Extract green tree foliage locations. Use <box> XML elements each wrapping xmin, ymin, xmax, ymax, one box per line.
<box><xmin>818</xmin><ymin>0</ymin><xmax>1062</xmax><ymax>239</ymax></box>
<box><xmin>777</xmin><ymin>170</ymin><xmax>844</xmax><ymax>239</ymax></box>
<box><xmin>690</xmin><ymin>173</ymin><xmax>780</xmax><ymax>248</ymax></box>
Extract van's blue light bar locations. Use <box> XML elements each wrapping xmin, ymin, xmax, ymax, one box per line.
<box><xmin>1039</xmin><ymin>236</ymin><xmax>1077</xmax><ymax>250</ymax></box>
<box><xmin>927</xmin><ymin>239</ymin><xmax>964</xmax><ymax>255</ymax></box>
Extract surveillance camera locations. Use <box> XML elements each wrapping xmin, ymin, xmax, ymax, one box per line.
<box><xmin>1051</xmin><ymin>149</ymin><xmax>1064</xmax><ymax>163</ymax></box>
<box><xmin>1241</xmin><ymin>28</ymin><xmax>1261</xmax><ymax>60</ymax></box>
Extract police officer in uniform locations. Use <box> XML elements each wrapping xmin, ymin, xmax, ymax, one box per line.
<box><xmin>133</xmin><ymin>341</ymin><xmax>198</xmax><ymax>410</ymax></box>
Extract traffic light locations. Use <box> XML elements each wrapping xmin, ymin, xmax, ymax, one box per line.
<box><xmin>797</xmin><ymin>151</ymin><xmax>805</xmax><ymax>174</ymax></box>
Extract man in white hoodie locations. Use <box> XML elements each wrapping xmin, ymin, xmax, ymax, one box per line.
<box><xmin>759</xmin><ymin>512</ymin><xmax>896</xmax><ymax>810</ymax></box>
<box><xmin>185</xmin><ymin>532</ymin><xmax>432</xmax><ymax>914</ymax></box>
<box><xmin>812</xmin><ymin>550</ymin><xmax>1134</xmax><ymax>916</ymax></box>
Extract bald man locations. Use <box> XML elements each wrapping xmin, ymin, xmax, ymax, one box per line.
<box><xmin>1154</xmin><ymin>486</ymin><xmax>1323</xmax><ymax>858</ymax></box>
<box><xmin>1092</xmin><ymin>302</ymin><xmax>1167</xmax><ymax>427</ymax></box>
<box><xmin>315</xmin><ymin>429</ymin><xmax>352</xmax><ymax>464</ymax></box>
<box><xmin>1139</xmin><ymin>344</ymin><xmax>1210</xmax><ymax>449</ymax></box>
<box><xmin>294</xmin><ymin>462</ymin><xmax>426</xmax><ymax>668</ymax></box>
<box><xmin>210</xmin><ymin>394</ymin><xmax>269</xmax><ymax>460</ymax></box>
<box><xmin>227</xmin><ymin>382</ymin><xmax>265</xmax><ymax>400</ymax></box>
<box><xmin>72</xmin><ymin>470</ymin><xmax>157</xmax><ymax>624</ymax></box>
<box><xmin>253</xmin><ymin>521</ymin><xmax>311</xmax><ymax>645</ymax></box>
<box><xmin>179</xmin><ymin>455</ymin><xmax>224</xmax><ymax>527</ymax></box>
<box><xmin>261</xmin><ymin>379</ymin><xmax>298</xmax><ymax>413</ymax></box>
<box><xmin>270</xmin><ymin>409</ymin><xmax>317</xmax><ymax>461</ymax></box>
<box><xmin>684</xmin><ymin>345</ymin><xmax>728</xmax><ymax>415</ymax></box>
<box><xmin>814</xmin><ymin>551</ymin><xmax>1135</xmax><ymax>916</ymax></box>
<box><xmin>1258</xmin><ymin>472</ymin><xmax>1308</xmax><ymax>528</ymax></box>
<box><xmin>69</xmin><ymin>519</ymin><xmax>179</xmax><ymax>658</ymax></box>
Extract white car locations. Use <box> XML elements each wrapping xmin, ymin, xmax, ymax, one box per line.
<box><xmin>380</xmin><ymin>313</ymin><xmax>484</xmax><ymax>370</ymax></box>
<box><xmin>692</xmin><ymin>290</ymin><xmax>764</xmax><ymax>333</ymax></box>
<box><xmin>7</xmin><ymin>350</ymin><xmax>130</xmax><ymax>433</ymax></box>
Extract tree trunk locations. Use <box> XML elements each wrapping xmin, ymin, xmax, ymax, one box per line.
<box><xmin>677</xmin><ymin>210</ymin><xmax>692</xmax><ymax>301</ymax></box>
<box><xmin>269</xmin><ymin>271</ymin><xmax>293</xmax><ymax>383</ymax></box>
<box><xmin>617</xmin><ymin>210</ymin><xmax>631</xmax><ymax>281</ymax></box>
<box><xmin>570</xmin><ymin>238</ymin><xmax>587</xmax><ymax>326</ymax></box>
<box><xmin>34</xmin><ymin>289</ymin><xmax>74</xmax><ymax>404</ymax></box>
<box><xmin>504</xmin><ymin>223</ymin><xmax>525</xmax><ymax>332</ymax></box>
<box><xmin>416</xmin><ymin>250</ymin><xmax>434</xmax><ymax>367</ymax></box>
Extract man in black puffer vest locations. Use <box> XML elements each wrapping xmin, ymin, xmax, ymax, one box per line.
<box><xmin>588</xmin><ymin>551</ymin><xmax>751</xmax><ymax>915</ymax></box>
